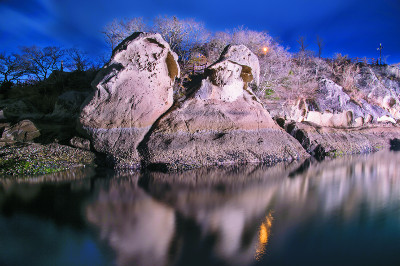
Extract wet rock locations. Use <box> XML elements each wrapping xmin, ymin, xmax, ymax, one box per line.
<box><xmin>69</xmin><ymin>136</ymin><xmax>91</xmax><ymax>151</ymax></box>
<box><xmin>79</xmin><ymin>32</ymin><xmax>180</xmax><ymax>168</ymax></box>
<box><xmin>286</xmin><ymin>121</ymin><xmax>400</xmax><ymax>157</ymax></box>
<box><xmin>390</xmin><ymin>138</ymin><xmax>400</xmax><ymax>151</ymax></box>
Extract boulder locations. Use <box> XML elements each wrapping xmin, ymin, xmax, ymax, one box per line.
<box><xmin>144</xmin><ymin>45</ymin><xmax>308</xmax><ymax>170</ymax></box>
<box><xmin>79</xmin><ymin>32</ymin><xmax>180</xmax><ymax>168</ymax></box>
<box><xmin>48</xmin><ymin>91</ymin><xmax>90</xmax><ymax>121</ymax></box>
<box><xmin>0</xmin><ymin>109</ymin><xmax>5</xmax><ymax>121</ymax></box>
<box><xmin>316</xmin><ymin>78</ymin><xmax>350</xmax><ymax>112</ymax></box>
<box><xmin>304</xmin><ymin>110</ymin><xmax>353</xmax><ymax>127</ymax></box>
<box><xmin>0</xmin><ymin>123</ymin><xmax>14</xmax><ymax>146</ymax></box>
<box><xmin>2</xmin><ymin>120</ymin><xmax>40</xmax><ymax>142</ymax></box>
<box><xmin>69</xmin><ymin>136</ymin><xmax>91</xmax><ymax>151</ymax></box>
<box><xmin>218</xmin><ymin>44</ymin><xmax>260</xmax><ymax>86</ymax></box>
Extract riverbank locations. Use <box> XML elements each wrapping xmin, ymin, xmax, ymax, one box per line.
<box><xmin>1</xmin><ymin>33</ymin><xmax>400</xmax><ymax>177</ymax></box>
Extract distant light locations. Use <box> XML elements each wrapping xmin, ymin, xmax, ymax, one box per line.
<box><xmin>263</xmin><ymin>47</ymin><xmax>269</xmax><ymax>54</ymax></box>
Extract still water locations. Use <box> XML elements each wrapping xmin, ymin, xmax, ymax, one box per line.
<box><xmin>1</xmin><ymin>151</ymin><xmax>400</xmax><ymax>266</ymax></box>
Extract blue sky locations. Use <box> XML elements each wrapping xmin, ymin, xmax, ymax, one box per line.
<box><xmin>1</xmin><ymin>0</ymin><xmax>399</xmax><ymax>63</ymax></box>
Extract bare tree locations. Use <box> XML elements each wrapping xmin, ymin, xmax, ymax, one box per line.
<box><xmin>66</xmin><ymin>47</ymin><xmax>91</xmax><ymax>71</ymax></box>
<box><xmin>103</xmin><ymin>17</ymin><xmax>146</xmax><ymax>51</ymax></box>
<box><xmin>203</xmin><ymin>31</ymin><xmax>231</xmax><ymax>62</ymax></box>
<box><xmin>0</xmin><ymin>52</ymin><xmax>25</xmax><ymax>84</ymax></box>
<box><xmin>19</xmin><ymin>46</ymin><xmax>65</xmax><ymax>81</ymax></box>
<box><xmin>316</xmin><ymin>35</ymin><xmax>324</xmax><ymax>58</ymax></box>
<box><xmin>297</xmin><ymin>36</ymin><xmax>307</xmax><ymax>52</ymax></box>
<box><xmin>153</xmin><ymin>15</ymin><xmax>209</xmax><ymax>65</ymax></box>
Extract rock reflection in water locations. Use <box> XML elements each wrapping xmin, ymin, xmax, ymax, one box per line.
<box><xmin>86</xmin><ymin>175</ymin><xmax>175</xmax><ymax>266</ymax></box>
<box><xmin>87</xmin><ymin>151</ymin><xmax>400</xmax><ymax>266</ymax></box>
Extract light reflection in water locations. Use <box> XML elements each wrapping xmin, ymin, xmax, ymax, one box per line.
<box><xmin>255</xmin><ymin>211</ymin><xmax>273</xmax><ymax>260</ymax></box>
<box><xmin>85</xmin><ymin>151</ymin><xmax>400</xmax><ymax>266</ymax></box>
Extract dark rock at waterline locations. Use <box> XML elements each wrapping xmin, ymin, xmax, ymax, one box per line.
<box><xmin>390</xmin><ymin>138</ymin><xmax>400</xmax><ymax>151</ymax></box>
<box><xmin>286</xmin><ymin>121</ymin><xmax>400</xmax><ymax>157</ymax></box>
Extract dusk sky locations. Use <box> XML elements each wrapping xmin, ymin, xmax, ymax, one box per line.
<box><xmin>1</xmin><ymin>0</ymin><xmax>399</xmax><ymax>64</ymax></box>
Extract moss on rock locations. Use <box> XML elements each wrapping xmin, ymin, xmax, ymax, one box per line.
<box><xmin>0</xmin><ymin>143</ymin><xmax>96</xmax><ymax>177</ymax></box>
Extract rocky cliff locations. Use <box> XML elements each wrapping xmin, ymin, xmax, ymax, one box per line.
<box><xmin>77</xmin><ymin>32</ymin><xmax>400</xmax><ymax>170</ymax></box>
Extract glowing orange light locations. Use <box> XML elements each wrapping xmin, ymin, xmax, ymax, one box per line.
<box><xmin>255</xmin><ymin>211</ymin><xmax>274</xmax><ymax>260</ymax></box>
<box><xmin>263</xmin><ymin>47</ymin><xmax>269</xmax><ymax>53</ymax></box>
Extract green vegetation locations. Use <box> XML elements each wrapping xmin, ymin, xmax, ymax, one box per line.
<box><xmin>327</xmin><ymin>150</ymin><xmax>344</xmax><ymax>158</ymax></box>
<box><xmin>0</xmin><ymin>143</ymin><xmax>96</xmax><ymax>177</ymax></box>
<box><xmin>0</xmin><ymin>158</ymin><xmax>64</xmax><ymax>176</ymax></box>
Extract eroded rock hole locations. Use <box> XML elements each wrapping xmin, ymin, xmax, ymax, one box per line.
<box><xmin>166</xmin><ymin>52</ymin><xmax>179</xmax><ymax>80</ymax></box>
<box><xmin>240</xmin><ymin>65</ymin><xmax>253</xmax><ymax>83</ymax></box>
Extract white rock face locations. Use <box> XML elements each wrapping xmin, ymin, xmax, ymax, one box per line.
<box><xmin>195</xmin><ymin>45</ymin><xmax>260</xmax><ymax>103</ymax></box>
<box><xmin>219</xmin><ymin>44</ymin><xmax>260</xmax><ymax>86</ymax></box>
<box><xmin>79</xmin><ymin>32</ymin><xmax>180</xmax><ymax>168</ymax></box>
<box><xmin>377</xmin><ymin>115</ymin><xmax>396</xmax><ymax>124</ymax></box>
<box><xmin>304</xmin><ymin>110</ymin><xmax>353</xmax><ymax>128</ymax></box>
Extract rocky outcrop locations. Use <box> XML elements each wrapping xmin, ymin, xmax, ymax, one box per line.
<box><xmin>286</xmin><ymin>121</ymin><xmax>400</xmax><ymax>159</ymax></box>
<box><xmin>269</xmin><ymin>69</ymin><xmax>400</xmax><ymax>127</ymax></box>
<box><xmin>144</xmin><ymin>45</ymin><xmax>308</xmax><ymax>170</ymax></box>
<box><xmin>356</xmin><ymin>65</ymin><xmax>400</xmax><ymax>119</ymax></box>
<box><xmin>79</xmin><ymin>32</ymin><xmax>180</xmax><ymax>168</ymax></box>
<box><xmin>218</xmin><ymin>44</ymin><xmax>260</xmax><ymax>86</ymax></box>
<box><xmin>1</xmin><ymin>120</ymin><xmax>40</xmax><ymax>143</ymax></box>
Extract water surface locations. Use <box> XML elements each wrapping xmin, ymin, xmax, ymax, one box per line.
<box><xmin>1</xmin><ymin>151</ymin><xmax>400</xmax><ymax>265</ymax></box>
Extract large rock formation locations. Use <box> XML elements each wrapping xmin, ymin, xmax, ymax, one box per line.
<box><xmin>144</xmin><ymin>45</ymin><xmax>308</xmax><ymax>170</ymax></box>
<box><xmin>79</xmin><ymin>32</ymin><xmax>180</xmax><ymax>168</ymax></box>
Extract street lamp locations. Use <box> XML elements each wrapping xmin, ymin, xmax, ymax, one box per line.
<box><xmin>377</xmin><ymin>43</ymin><xmax>383</xmax><ymax>65</ymax></box>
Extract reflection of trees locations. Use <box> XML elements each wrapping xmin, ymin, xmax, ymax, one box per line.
<box><xmin>86</xmin><ymin>151</ymin><xmax>400</xmax><ymax>266</ymax></box>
